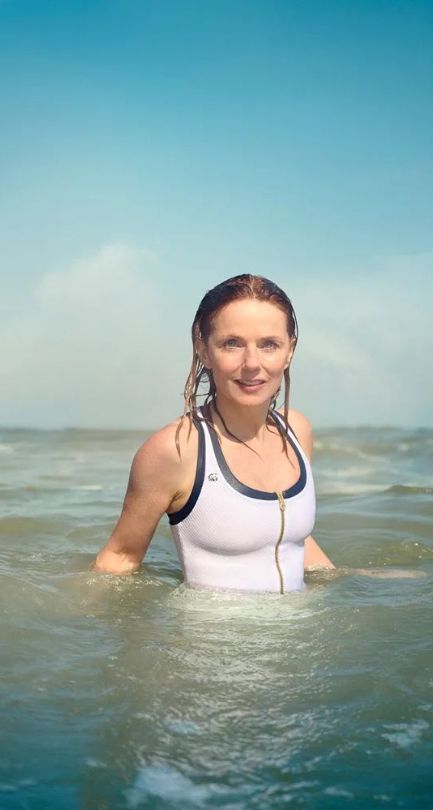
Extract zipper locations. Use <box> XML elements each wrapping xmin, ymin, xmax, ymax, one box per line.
<box><xmin>275</xmin><ymin>490</ymin><xmax>286</xmax><ymax>594</ymax></box>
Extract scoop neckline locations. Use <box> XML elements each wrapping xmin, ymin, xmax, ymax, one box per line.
<box><xmin>202</xmin><ymin>408</ymin><xmax>307</xmax><ymax>501</ymax></box>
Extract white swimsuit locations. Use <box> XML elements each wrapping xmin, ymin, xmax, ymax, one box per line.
<box><xmin>169</xmin><ymin>408</ymin><xmax>316</xmax><ymax>594</ymax></box>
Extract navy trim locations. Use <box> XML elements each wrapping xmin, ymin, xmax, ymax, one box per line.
<box><xmin>168</xmin><ymin>418</ymin><xmax>206</xmax><ymax>525</ymax></box>
<box><xmin>271</xmin><ymin>410</ymin><xmax>300</xmax><ymax>443</ymax></box>
<box><xmin>273</xmin><ymin>411</ymin><xmax>300</xmax><ymax>444</ymax></box>
<box><xmin>288</xmin><ymin>422</ymin><xmax>299</xmax><ymax>442</ymax></box>
<box><xmin>205</xmin><ymin>411</ymin><xmax>306</xmax><ymax>500</ymax></box>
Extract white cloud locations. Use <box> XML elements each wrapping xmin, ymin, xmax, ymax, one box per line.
<box><xmin>288</xmin><ymin>252</ymin><xmax>433</xmax><ymax>426</ymax></box>
<box><xmin>1</xmin><ymin>246</ymin><xmax>432</xmax><ymax>428</ymax></box>
<box><xmin>1</xmin><ymin>243</ymin><xmax>187</xmax><ymax>428</ymax></box>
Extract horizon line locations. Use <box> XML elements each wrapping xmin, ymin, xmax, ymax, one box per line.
<box><xmin>1</xmin><ymin>422</ymin><xmax>431</xmax><ymax>433</ymax></box>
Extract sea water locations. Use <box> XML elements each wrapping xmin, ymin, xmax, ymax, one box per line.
<box><xmin>0</xmin><ymin>426</ymin><xmax>432</xmax><ymax>809</ymax></box>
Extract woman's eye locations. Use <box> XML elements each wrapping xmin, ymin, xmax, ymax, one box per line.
<box><xmin>262</xmin><ymin>340</ymin><xmax>279</xmax><ymax>350</ymax></box>
<box><xmin>223</xmin><ymin>339</ymin><xmax>241</xmax><ymax>349</ymax></box>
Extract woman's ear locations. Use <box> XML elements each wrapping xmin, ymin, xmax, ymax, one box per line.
<box><xmin>284</xmin><ymin>336</ymin><xmax>297</xmax><ymax>370</ymax></box>
<box><xmin>196</xmin><ymin>336</ymin><xmax>211</xmax><ymax>369</ymax></box>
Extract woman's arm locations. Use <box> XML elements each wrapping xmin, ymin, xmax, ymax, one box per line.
<box><xmin>91</xmin><ymin>423</ymin><xmax>186</xmax><ymax>574</ymax></box>
<box><xmin>304</xmin><ymin>534</ymin><xmax>336</xmax><ymax>570</ymax></box>
<box><xmin>286</xmin><ymin>410</ymin><xmax>423</xmax><ymax>578</ymax></box>
<box><xmin>286</xmin><ymin>408</ymin><xmax>336</xmax><ymax>571</ymax></box>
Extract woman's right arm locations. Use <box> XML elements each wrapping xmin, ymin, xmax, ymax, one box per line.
<box><xmin>91</xmin><ymin>424</ymin><xmax>185</xmax><ymax>574</ymax></box>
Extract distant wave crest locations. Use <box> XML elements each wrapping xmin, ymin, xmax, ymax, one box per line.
<box><xmin>385</xmin><ymin>484</ymin><xmax>433</xmax><ymax>495</ymax></box>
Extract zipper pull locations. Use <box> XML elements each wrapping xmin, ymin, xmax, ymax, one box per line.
<box><xmin>275</xmin><ymin>490</ymin><xmax>286</xmax><ymax>511</ymax></box>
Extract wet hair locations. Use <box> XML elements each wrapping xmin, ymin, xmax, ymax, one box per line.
<box><xmin>177</xmin><ymin>274</ymin><xmax>298</xmax><ymax>454</ymax></box>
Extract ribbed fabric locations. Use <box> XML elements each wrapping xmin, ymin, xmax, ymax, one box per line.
<box><xmin>169</xmin><ymin>408</ymin><xmax>316</xmax><ymax>593</ymax></box>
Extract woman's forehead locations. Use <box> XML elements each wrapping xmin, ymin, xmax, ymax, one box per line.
<box><xmin>210</xmin><ymin>298</ymin><xmax>287</xmax><ymax>333</ymax></box>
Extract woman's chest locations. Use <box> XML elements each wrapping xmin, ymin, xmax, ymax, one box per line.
<box><xmin>221</xmin><ymin>439</ymin><xmax>301</xmax><ymax>493</ymax></box>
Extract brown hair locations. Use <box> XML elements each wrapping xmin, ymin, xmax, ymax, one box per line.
<box><xmin>178</xmin><ymin>274</ymin><xmax>298</xmax><ymax>453</ymax></box>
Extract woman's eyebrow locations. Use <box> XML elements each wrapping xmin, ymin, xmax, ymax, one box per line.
<box><xmin>260</xmin><ymin>335</ymin><xmax>283</xmax><ymax>340</ymax></box>
<box><xmin>217</xmin><ymin>333</ymin><xmax>283</xmax><ymax>341</ymax></box>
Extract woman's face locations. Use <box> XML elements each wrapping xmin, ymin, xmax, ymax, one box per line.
<box><xmin>199</xmin><ymin>298</ymin><xmax>295</xmax><ymax>408</ymax></box>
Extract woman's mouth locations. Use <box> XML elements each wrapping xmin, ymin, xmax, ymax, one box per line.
<box><xmin>235</xmin><ymin>379</ymin><xmax>265</xmax><ymax>391</ymax></box>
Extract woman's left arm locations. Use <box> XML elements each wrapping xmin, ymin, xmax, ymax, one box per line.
<box><xmin>304</xmin><ymin>534</ymin><xmax>336</xmax><ymax>570</ymax></box>
<box><xmin>286</xmin><ymin>408</ymin><xmax>336</xmax><ymax>571</ymax></box>
<box><xmin>287</xmin><ymin>410</ymin><xmax>424</xmax><ymax>577</ymax></box>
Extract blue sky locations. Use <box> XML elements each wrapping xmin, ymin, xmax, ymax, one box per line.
<box><xmin>1</xmin><ymin>0</ymin><xmax>432</xmax><ymax>428</ymax></box>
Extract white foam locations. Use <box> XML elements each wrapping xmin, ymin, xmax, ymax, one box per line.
<box><xmin>85</xmin><ymin>757</ymin><xmax>108</xmax><ymax>769</ymax></box>
<box><xmin>75</xmin><ymin>484</ymin><xmax>103</xmax><ymax>491</ymax></box>
<box><xmin>324</xmin><ymin>786</ymin><xmax>354</xmax><ymax>798</ymax></box>
<box><xmin>125</xmin><ymin>764</ymin><xmax>216</xmax><ymax>808</ymax></box>
<box><xmin>168</xmin><ymin>582</ymin><xmax>320</xmax><ymax>623</ymax></box>
<box><xmin>381</xmin><ymin>718</ymin><xmax>429</xmax><ymax>749</ymax></box>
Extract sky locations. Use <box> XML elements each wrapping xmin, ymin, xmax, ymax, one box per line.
<box><xmin>1</xmin><ymin>0</ymin><xmax>432</xmax><ymax>429</ymax></box>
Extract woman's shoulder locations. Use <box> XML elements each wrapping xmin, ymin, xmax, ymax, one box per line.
<box><xmin>132</xmin><ymin>415</ymin><xmax>199</xmax><ymax>479</ymax></box>
<box><xmin>277</xmin><ymin>407</ymin><xmax>314</xmax><ymax>460</ymax></box>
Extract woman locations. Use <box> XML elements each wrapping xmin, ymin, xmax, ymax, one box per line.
<box><xmin>92</xmin><ymin>274</ymin><xmax>335</xmax><ymax>593</ymax></box>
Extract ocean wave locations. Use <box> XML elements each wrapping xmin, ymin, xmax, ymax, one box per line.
<box><xmin>314</xmin><ymin>429</ymin><xmax>433</xmax><ymax>460</ymax></box>
<box><xmin>319</xmin><ymin>482</ymin><xmax>433</xmax><ymax>497</ymax></box>
<box><xmin>385</xmin><ymin>485</ymin><xmax>433</xmax><ymax>495</ymax></box>
<box><xmin>319</xmin><ymin>483</ymin><xmax>386</xmax><ymax>496</ymax></box>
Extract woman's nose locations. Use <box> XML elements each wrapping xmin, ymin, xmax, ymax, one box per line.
<box><xmin>243</xmin><ymin>345</ymin><xmax>260</xmax><ymax>369</ymax></box>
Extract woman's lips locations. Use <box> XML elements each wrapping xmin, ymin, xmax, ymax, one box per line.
<box><xmin>235</xmin><ymin>380</ymin><xmax>265</xmax><ymax>391</ymax></box>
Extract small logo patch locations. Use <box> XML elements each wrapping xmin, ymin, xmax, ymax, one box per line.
<box><xmin>208</xmin><ymin>473</ymin><xmax>218</xmax><ymax>482</ymax></box>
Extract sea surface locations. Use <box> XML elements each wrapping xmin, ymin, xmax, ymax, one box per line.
<box><xmin>0</xmin><ymin>425</ymin><xmax>432</xmax><ymax>809</ymax></box>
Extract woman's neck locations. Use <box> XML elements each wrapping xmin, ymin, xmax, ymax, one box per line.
<box><xmin>210</xmin><ymin>396</ymin><xmax>273</xmax><ymax>445</ymax></box>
